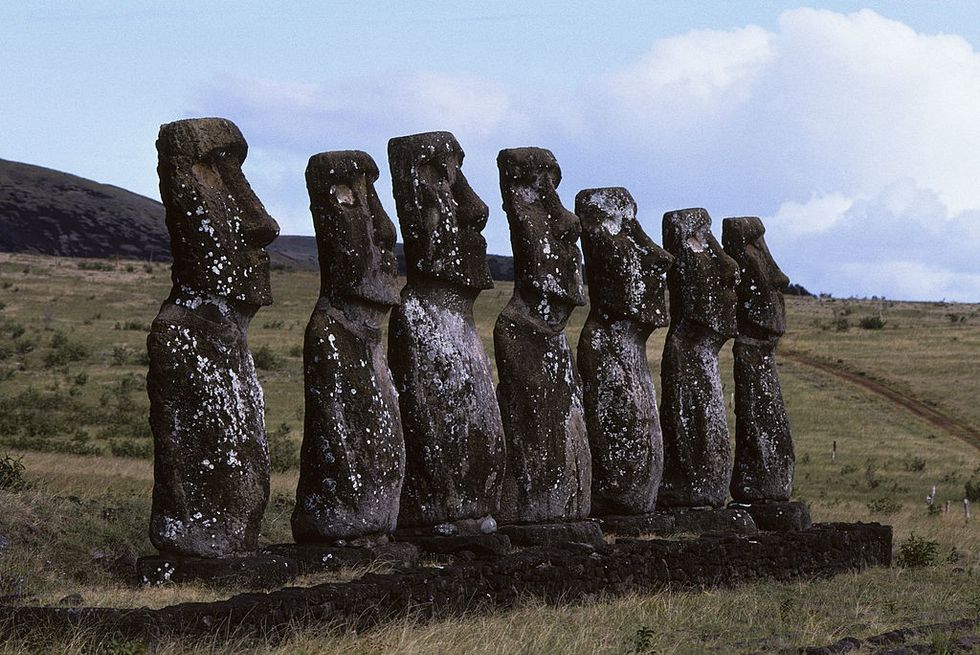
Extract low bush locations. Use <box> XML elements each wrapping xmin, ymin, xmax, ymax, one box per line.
<box><xmin>0</xmin><ymin>453</ymin><xmax>29</xmax><ymax>490</ymax></box>
<box><xmin>902</xmin><ymin>456</ymin><xmax>926</xmax><ymax>472</ymax></box>
<box><xmin>896</xmin><ymin>532</ymin><xmax>939</xmax><ymax>568</ymax></box>
<box><xmin>859</xmin><ymin>315</ymin><xmax>886</xmax><ymax>330</ymax></box>
<box><xmin>268</xmin><ymin>423</ymin><xmax>299</xmax><ymax>472</ymax></box>
<box><xmin>44</xmin><ymin>332</ymin><xmax>90</xmax><ymax>367</ymax></box>
<box><xmin>866</xmin><ymin>497</ymin><xmax>902</xmax><ymax>515</ymax></box>
<box><xmin>965</xmin><ymin>470</ymin><xmax>980</xmax><ymax>503</ymax></box>
<box><xmin>252</xmin><ymin>345</ymin><xmax>284</xmax><ymax>371</ymax></box>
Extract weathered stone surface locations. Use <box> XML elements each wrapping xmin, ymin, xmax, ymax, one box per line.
<box><xmin>576</xmin><ymin>188</ymin><xmax>673</xmax><ymax>516</ymax></box>
<box><xmin>723</xmin><ymin>217</ymin><xmax>794</xmax><ymax>503</ymax></box>
<box><xmin>291</xmin><ymin>151</ymin><xmax>405</xmax><ymax>543</ymax></box>
<box><xmin>147</xmin><ymin>118</ymin><xmax>279</xmax><ymax>558</ymax></box>
<box><xmin>137</xmin><ymin>553</ymin><xmax>297</xmax><ymax>589</ymax></box>
<box><xmin>498</xmin><ymin>520</ymin><xmax>604</xmax><ymax>548</ymax></box>
<box><xmin>598</xmin><ymin>512</ymin><xmax>676</xmax><ymax>537</ymax></box>
<box><xmin>264</xmin><ymin>541</ymin><xmax>419</xmax><ymax>570</ymax></box>
<box><xmin>387</xmin><ymin>132</ymin><xmax>506</xmax><ymax>530</ymax></box>
<box><xmin>494</xmin><ymin>147</ymin><xmax>590</xmax><ymax>525</ymax></box>
<box><xmin>732</xmin><ymin>501</ymin><xmax>811</xmax><ymax>532</ymax></box>
<box><xmin>3</xmin><ymin>524</ymin><xmax>892</xmax><ymax>640</ymax></box>
<box><xmin>667</xmin><ymin>507</ymin><xmax>757</xmax><ymax>535</ymax></box>
<box><xmin>395</xmin><ymin>534</ymin><xmax>513</xmax><ymax>559</ymax></box>
<box><xmin>658</xmin><ymin>208</ymin><xmax>739</xmax><ymax>509</ymax></box>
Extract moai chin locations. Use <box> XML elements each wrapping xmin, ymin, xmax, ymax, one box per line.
<box><xmin>291</xmin><ymin>151</ymin><xmax>406</xmax><ymax>543</ymax></box>
<box><xmin>494</xmin><ymin>147</ymin><xmax>591</xmax><ymax>524</ymax></box>
<box><xmin>658</xmin><ymin>208</ymin><xmax>738</xmax><ymax>509</ymax></box>
<box><xmin>576</xmin><ymin>188</ymin><xmax>673</xmax><ymax>516</ymax></box>
<box><xmin>386</xmin><ymin>131</ymin><xmax>506</xmax><ymax>533</ymax></box>
<box><xmin>148</xmin><ymin>117</ymin><xmax>279</xmax><ymax>557</ymax></box>
<box><xmin>723</xmin><ymin>216</ymin><xmax>794</xmax><ymax>502</ymax></box>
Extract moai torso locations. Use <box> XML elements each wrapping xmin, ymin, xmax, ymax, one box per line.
<box><xmin>291</xmin><ymin>151</ymin><xmax>405</xmax><ymax>542</ymax></box>
<box><xmin>494</xmin><ymin>148</ymin><xmax>590</xmax><ymax>524</ymax></box>
<box><xmin>576</xmin><ymin>188</ymin><xmax>673</xmax><ymax>516</ymax></box>
<box><xmin>147</xmin><ymin>118</ymin><xmax>279</xmax><ymax>557</ymax></box>
<box><xmin>658</xmin><ymin>209</ymin><xmax>738</xmax><ymax>509</ymax></box>
<box><xmin>386</xmin><ymin>132</ymin><xmax>506</xmax><ymax>530</ymax></box>
<box><xmin>723</xmin><ymin>217</ymin><xmax>794</xmax><ymax>502</ymax></box>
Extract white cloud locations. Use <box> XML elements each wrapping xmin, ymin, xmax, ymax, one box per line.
<box><xmin>193</xmin><ymin>8</ymin><xmax>980</xmax><ymax>301</ymax></box>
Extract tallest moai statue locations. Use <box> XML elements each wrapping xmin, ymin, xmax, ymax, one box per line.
<box><xmin>147</xmin><ymin>118</ymin><xmax>279</xmax><ymax>558</ymax></box>
<box><xmin>387</xmin><ymin>131</ymin><xmax>506</xmax><ymax>534</ymax></box>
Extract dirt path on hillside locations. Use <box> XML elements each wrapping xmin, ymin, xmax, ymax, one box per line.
<box><xmin>782</xmin><ymin>350</ymin><xmax>980</xmax><ymax>452</ymax></box>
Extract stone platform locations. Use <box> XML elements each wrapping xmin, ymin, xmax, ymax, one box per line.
<box><xmin>2</xmin><ymin>523</ymin><xmax>891</xmax><ymax>641</ymax></box>
<box><xmin>596</xmin><ymin>512</ymin><xmax>676</xmax><ymax>536</ymax></box>
<box><xmin>730</xmin><ymin>501</ymin><xmax>812</xmax><ymax>532</ymax></box>
<box><xmin>665</xmin><ymin>506</ymin><xmax>758</xmax><ymax>534</ymax></box>
<box><xmin>137</xmin><ymin>542</ymin><xmax>418</xmax><ymax>588</ymax></box>
<box><xmin>498</xmin><ymin>520</ymin><xmax>605</xmax><ymax>548</ymax></box>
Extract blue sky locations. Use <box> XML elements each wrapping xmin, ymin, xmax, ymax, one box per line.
<box><xmin>2</xmin><ymin>1</ymin><xmax>980</xmax><ymax>300</ymax></box>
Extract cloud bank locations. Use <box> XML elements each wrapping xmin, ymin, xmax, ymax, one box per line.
<box><xmin>196</xmin><ymin>8</ymin><xmax>980</xmax><ymax>301</ymax></box>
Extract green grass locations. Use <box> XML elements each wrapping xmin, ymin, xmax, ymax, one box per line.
<box><xmin>0</xmin><ymin>252</ymin><xmax>978</xmax><ymax>654</ymax></box>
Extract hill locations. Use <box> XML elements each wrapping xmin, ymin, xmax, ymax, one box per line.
<box><xmin>0</xmin><ymin>158</ymin><xmax>516</xmax><ymax>280</ymax></box>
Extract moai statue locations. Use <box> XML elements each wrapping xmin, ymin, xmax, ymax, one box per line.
<box><xmin>658</xmin><ymin>208</ymin><xmax>739</xmax><ymax>511</ymax></box>
<box><xmin>387</xmin><ymin>131</ymin><xmax>506</xmax><ymax>539</ymax></box>
<box><xmin>147</xmin><ymin>118</ymin><xmax>279</xmax><ymax>558</ymax></box>
<box><xmin>494</xmin><ymin>147</ymin><xmax>594</xmax><ymax>540</ymax></box>
<box><xmin>291</xmin><ymin>151</ymin><xmax>405</xmax><ymax>544</ymax></box>
<box><xmin>723</xmin><ymin>217</ymin><xmax>807</xmax><ymax>530</ymax></box>
<box><xmin>576</xmin><ymin>188</ymin><xmax>673</xmax><ymax>523</ymax></box>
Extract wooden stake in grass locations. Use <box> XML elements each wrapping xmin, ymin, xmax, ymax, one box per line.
<box><xmin>965</xmin><ymin>498</ymin><xmax>972</xmax><ymax>521</ymax></box>
<box><xmin>832</xmin><ymin>440</ymin><xmax>837</xmax><ymax>463</ymax></box>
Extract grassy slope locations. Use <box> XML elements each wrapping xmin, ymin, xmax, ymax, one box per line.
<box><xmin>0</xmin><ymin>252</ymin><xmax>978</xmax><ymax>654</ymax></box>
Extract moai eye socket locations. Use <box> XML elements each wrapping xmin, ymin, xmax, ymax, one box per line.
<box><xmin>686</xmin><ymin>234</ymin><xmax>707</xmax><ymax>253</ymax></box>
<box><xmin>330</xmin><ymin>184</ymin><xmax>356</xmax><ymax>206</ymax></box>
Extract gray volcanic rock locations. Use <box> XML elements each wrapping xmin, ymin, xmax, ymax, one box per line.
<box><xmin>723</xmin><ymin>217</ymin><xmax>794</xmax><ymax>502</ymax></box>
<box><xmin>576</xmin><ymin>188</ymin><xmax>673</xmax><ymax>516</ymax></box>
<box><xmin>147</xmin><ymin>117</ymin><xmax>279</xmax><ymax>558</ymax></box>
<box><xmin>291</xmin><ymin>151</ymin><xmax>405</xmax><ymax>543</ymax></box>
<box><xmin>658</xmin><ymin>208</ymin><xmax>738</xmax><ymax>509</ymax></box>
<box><xmin>494</xmin><ymin>147</ymin><xmax>590</xmax><ymax>524</ymax></box>
<box><xmin>386</xmin><ymin>131</ymin><xmax>506</xmax><ymax>531</ymax></box>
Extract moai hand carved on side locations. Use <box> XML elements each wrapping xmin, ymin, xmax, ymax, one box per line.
<box><xmin>576</xmin><ymin>188</ymin><xmax>673</xmax><ymax>516</ymax></box>
<box><xmin>723</xmin><ymin>217</ymin><xmax>794</xmax><ymax>502</ymax></box>
<box><xmin>494</xmin><ymin>147</ymin><xmax>590</xmax><ymax>524</ymax></box>
<box><xmin>658</xmin><ymin>208</ymin><xmax>739</xmax><ymax>509</ymax></box>
<box><xmin>291</xmin><ymin>151</ymin><xmax>405</xmax><ymax>543</ymax></box>
<box><xmin>387</xmin><ymin>131</ymin><xmax>506</xmax><ymax>532</ymax></box>
<box><xmin>148</xmin><ymin>118</ymin><xmax>279</xmax><ymax>557</ymax></box>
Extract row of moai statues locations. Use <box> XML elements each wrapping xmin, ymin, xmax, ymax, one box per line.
<box><xmin>147</xmin><ymin>118</ymin><xmax>797</xmax><ymax>559</ymax></box>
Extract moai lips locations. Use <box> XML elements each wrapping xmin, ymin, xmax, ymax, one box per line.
<box><xmin>724</xmin><ymin>217</ymin><xmax>795</xmax><ymax>503</ymax></box>
<box><xmin>576</xmin><ymin>188</ymin><xmax>673</xmax><ymax>516</ymax></box>
<box><xmin>387</xmin><ymin>131</ymin><xmax>506</xmax><ymax>532</ymax></box>
<box><xmin>148</xmin><ymin>117</ymin><xmax>279</xmax><ymax>558</ymax></box>
<box><xmin>658</xmin><ymin>208</ymin><xmax>739</xmax><ymax>509</ymax></box>
<box><xmin>494</xmin><ymin>147</ymin><xmax>591</xmax><ymax>524</ymax></box>
<box><xmin>291</xmin><ymin>151</ymin><xmax>406</xmax><ymax>543</ymax></box>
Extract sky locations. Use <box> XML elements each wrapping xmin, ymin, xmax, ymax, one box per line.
<box><xmin>2</xmin><ymin>1</ymin><xmax>980</xmax><ymax>301</ymax></box>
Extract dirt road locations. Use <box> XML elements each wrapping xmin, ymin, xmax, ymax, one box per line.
<box><xmin>782</xmin><ymin>350</ymin><xmax>980</xmax><ymax>452</ymax></box>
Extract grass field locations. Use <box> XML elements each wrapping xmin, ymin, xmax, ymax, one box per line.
<box><xmin>0</xmin><ymin>251</ymin><xmax>978</xmax><ymax>654</ymax></box>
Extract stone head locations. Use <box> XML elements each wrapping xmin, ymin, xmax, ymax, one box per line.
<box><xmin>662</xmin><ymin>208</ymin><xmax>738</xmax><ymax>338</ymax></box>
<box><xmin>722</xmin><ymin>216</ymin><xmax>789</xmax><ymax>338</ymax></box>
<box><xmin>387</xmin><ymin>131</ymin><xmax>492</xmax><ymax>290</ymax></box>
<box><xmin>157</xmin><ymin>117</ymin><xmax>280</xmax><ymax>307</ymax></box>
<box><xmin>306</xmin><ymin>150</ymin><xmax>400</xmax><ymax>308</ymax></box>
<box><xmin>498</xmin><ymin>147</ymin><xmax>585</xmax><ymax>308</ymax></box>
<box><xmin>576</xmin><ymin>187</ymin><xmax>672</xmax><ymax>327</ymax></box>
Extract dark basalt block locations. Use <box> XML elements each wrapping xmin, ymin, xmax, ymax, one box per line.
<box><xmin>494</xmin><ymin>147</ymin><xmax>590</xmax><ymax>525</ymax></box>
<box><xmin>498</xmin><ymin>520</ymin><xmax>605</xmax><ymax>548</ymax></box>
<box><xmin>732</xmin><ymin>501</ymin><xmax>811</xmax><ymax>532</ymax></box>
<box><xmin>137</xmin><ymin>553</ymin><xmax>298</xmax><ymax>589</ymax></box>
<box><xmin>597</xmin><ymin>512</ymin><xmax>676</xmax><ymax>537</ymax></box>
<box><xmin>394</xmin><ymin>534</ymin><xmax>512</xmax><ymax>559</ymax></box>
<box><xmin>264</xmin><ymin>542</ymin><xmax>419</xmax><ymax>570</ymax></box>
<box><xmin>667</xmin><ymin>507</ymin><xmax>757</xmax><ymax>535</ymax></box>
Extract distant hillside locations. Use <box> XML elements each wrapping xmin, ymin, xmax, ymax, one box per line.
<box><xmin>0</xmin><ymin>158</ymin><xmax>516</xmax><ymax>280</ymax></box>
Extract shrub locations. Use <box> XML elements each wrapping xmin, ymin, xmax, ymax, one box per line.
<box><xmin>0</xmin><ymin>453</ymin><xmax>29</xmax><ymax>491</ymax></box>
<box><xmin>111</xmin><ymin>346</ymin><xmax>133</xmax><ymax>366</ymax></box>
<box><xmin>288</xmin><ymin>345</ymin><xmax>303</xmax><ymax>358</ymax></box>
<box><xmin>44</xmin><ymin>332</ymin><xmax>90</xmax><ymax>367</ymax></box>
<box><xmin>902</xmin><ymin>456</ymin><xmax>926</xmax><ymax>472</ymax></box>
<box><xmin>109</xmin><ymin>439</ymin><xmax>153</xmax><ymax>459</ymax></box>
<box><xmin>965</xmin><ymin>471</ymin><xmax>980</xmax><ymax>503</ymax></box>
<box><xmin>859</xmin><ymin>315</ymin><xmax>886</xmax><ymax>330</ymax></box>
<box><xmin>896</xmin><ymin>533</ymin><xmax>939</xmax><ymax>568</ymax></box>
<box><xmin>0</xmin><ymin>345</ymin><xmax>11</xmax><ymax>361</ymax></box>
<box><xmin>866</xmin><ymin>497</ymin><xmax>901</xmax><ymax>515</ymax></box>
<box><xmin>268</xmin><ymin>423</ymin><xmax>299</xmax><ymax>472</ymax></box>
<box><xmin>252</xmin><ymin>345</ymin><xmax>283</xmax><ymax>371</ymax></box>
<box><xmin>834</xmin><ymin>317</ymin><xmax>850</xmax><ymax>332</ymax></box>
<box><xmin>77</xmin><ymin>261</ymin><xmax>115</xmax><ymax>272</ymax></box>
